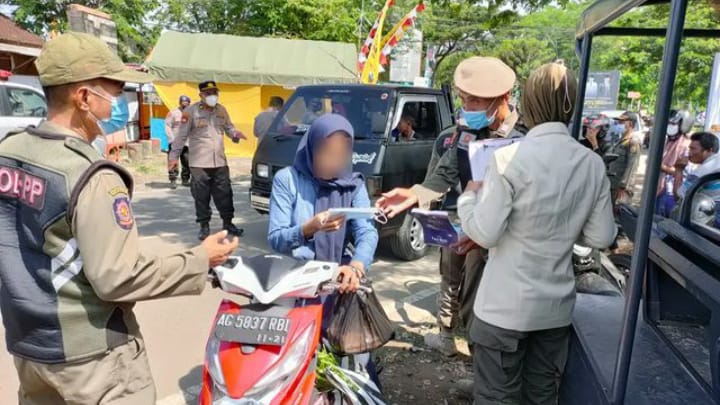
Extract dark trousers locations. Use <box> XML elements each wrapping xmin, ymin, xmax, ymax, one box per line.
<box><xmin>168</xmin><ymin>146</ymin><xmax>190</xmax><ymax>182</ymax></box>
<box><xmin>437</xmin><ymin>247</ymin><xmax>487</xmax><ymax>333</ymax></box>
<box><xmin>470</xmin><ymin>317</ymin><xmax>570</xmax><ymax>405</ymax></box>
<box><xmin>190</xmin><ymin>166</ymin><xmax>235</xmax><ymax>224</ymax></box>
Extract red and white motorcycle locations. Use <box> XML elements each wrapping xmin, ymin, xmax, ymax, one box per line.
<box><xmin>200</xmin><ymin>254</ymin><xmax>386</xmax><ymax>405</ymax></box>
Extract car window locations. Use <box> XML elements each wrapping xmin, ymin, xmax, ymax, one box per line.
<box><xmin>393</xmin><ymin>100</ymin><xmax>439</xmax><ymax>141</ymax></box>
<box><xmin>6</xmin><ymin>87</ymin><xmax>46</xmax><ymax>118</ymax></box>
<box><xmin>268</xmin><ymin>87</ymin><xmax>393</xmax><ymax>139</ymax></box>
<box><xmin>689</xmin><ymin>176</ymin><xmax>720</xmax><ymax>243</ymax></box>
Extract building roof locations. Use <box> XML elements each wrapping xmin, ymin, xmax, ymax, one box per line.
<box><xmin>145</xmin><ymin>31</ymin><xmax>358</xmax><ymax>86</ymax></box>
<box><xmin>0</xmin><ymin>14</ymin><xmax>43</xmax><ymax>48</ymax></box>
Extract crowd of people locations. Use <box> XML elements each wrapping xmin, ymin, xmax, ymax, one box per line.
<box><xmin>1</xmin><ymin>30</ymin><xmax>719</xmax><ymax>405</ymax></box>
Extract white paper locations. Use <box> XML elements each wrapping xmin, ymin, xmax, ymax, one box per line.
<box><xmin>468</xmin><ymin>138</ymin><xmax>524</xmax><ymax>181</ymax></box>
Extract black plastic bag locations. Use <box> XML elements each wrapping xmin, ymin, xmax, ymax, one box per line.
<box><xmin>326</xmin><ymin>283</ymin><xmax>394</xmax><ymax>355</ymax></box>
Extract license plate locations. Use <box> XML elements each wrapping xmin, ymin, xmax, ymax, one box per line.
<box><xmin>214</xmin><ymin>310</ymin><xmax>291</xmax><ymax>346</ymax></box>
<box><xmin>250</xmin><ymin>194</ymin><xmax>270</xmax><ymax>210</ymax></box>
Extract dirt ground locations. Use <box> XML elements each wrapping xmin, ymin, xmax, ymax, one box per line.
<box><xmin>376</xmin><ymin>324</ymin><xmax>474</xmax><ymax>405</ymax></box>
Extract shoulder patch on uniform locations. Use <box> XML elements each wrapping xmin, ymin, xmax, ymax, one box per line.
<box><xmin>112</xmin><ymin>195</ymin><xmax>134</xmax><ymax>230</ymax></box>
<box><xmin>108</xmin><ymin>185</ymin><xmax>129</xmax><ymax>197</ymax></box>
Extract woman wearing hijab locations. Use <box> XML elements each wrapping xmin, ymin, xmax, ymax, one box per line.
<box><xmin>457</xmin><ymin>63</ymin><xmax>616</xmax><ymax>403</ymax></box>
<box><xmin>268</xmin><ymin>113</ymin><xmax>378</xmax><ymax>292</ymax></box>
<box><xmin>268</xmin><ymin>113</ymin><xmax>381</xmax><ymax>386</ymax></box>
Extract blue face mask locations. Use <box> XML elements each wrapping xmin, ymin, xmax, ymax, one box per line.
<box><xmin>460</xmin><ymin>107</ymin><xmax>496</xmax><ymax>130</ymax></box>
<box><xmin>87</xmin><ymin>87</ymin><xmax>130</xmax><ymax>135</ymax></box>
<box><xmin>98</xmin><ymin>95</ymin><xmax>130</xmax><ymax>134</ymax></box>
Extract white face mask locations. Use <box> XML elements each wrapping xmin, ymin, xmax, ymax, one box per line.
<box><xmin>204</xmin><ymin>95</ymin><xmax>219</xmax><ymax>107</ymax></box>
<box><xmin>667</xmin><ymin>124</ymin><xmax>679</xmax><ymax>137</ymax></box>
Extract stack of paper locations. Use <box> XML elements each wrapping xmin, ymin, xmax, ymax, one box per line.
<box><xmin>468</xmin><ymin>138</ymin><xmax>524</xmax><ymax>181</ymax></box>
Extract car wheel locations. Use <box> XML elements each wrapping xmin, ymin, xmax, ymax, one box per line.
<box><xmin>390</xmin><ymin>214</ymin><xmax>429</xmax><ymax>261</ymax></box>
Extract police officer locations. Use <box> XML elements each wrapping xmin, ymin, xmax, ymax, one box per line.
<box><xmin>0</xmin><ymin>32</ymin><xmax>239</xmax><ymax>405</ymax></box>
<box><xmin>169</xmin><ymin>81</ymin><xmax>247</xmax><ymax>240</ymax></box>
<box><xmin>377</xmin><ymin>57</ymin><xmax>524</xmax><ymax>360</ymax></box>
<box><xmin>165</xmin><ymin>95</ymin><xmax>192</xmax><ymax>189</ymax></box>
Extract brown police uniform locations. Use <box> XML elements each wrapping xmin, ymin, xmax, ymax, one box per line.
<box><xmin>165</xmin><ymin>105</ymin><xmax>190</xmax><ymax>185</ymax></box>
<box><xmin>170</xmin><ymin>82</ymin><xmax>240</xmax><ymax>231</ymax></box>
<box><xmin>0</xmin><ymin>32</ymin><xmax>211</xmax><ymax>405</ymax></box>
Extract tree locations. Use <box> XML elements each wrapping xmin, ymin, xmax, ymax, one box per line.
<box><xmin>2</xmin><ymin>0</ymin><xmax>161</xmax><ymax>62</ymax></box>
<box><xmin>163</xmin><ymin>0</ymin><xmax>363</xmax><ymax>43</ymax></box>
<box><xmin>592</xmin><ymin>0</ymin><xmax>720</xmax><ymax>110</ymax></box>
<box><xmin>419</xmin><ymin>1</ymin><xmax>519</xmax><ymax>84</ymax></box>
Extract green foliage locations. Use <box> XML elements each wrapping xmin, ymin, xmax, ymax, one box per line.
<box><xmin>162</xmin><ymin>0</ymin><xmax>363</xmax><ymax>43</ymax></box>
<box><xmin>593</xmin><ymin>0</ymin><xmax>720</xmax><ymax>110</ymax></box>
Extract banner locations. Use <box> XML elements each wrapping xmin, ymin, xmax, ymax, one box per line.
<box><xmin>705</xmin><ymin>53</ymin><xmax>720</xmax><ymax>134</ymax></box>
<box><xmin>583</xmin><ymin>70</ymin><xmax>621</xmax><ymax>113</ymax></box>
<box><xmin>389</xmin><ymin>29</ymin><xmax>423</xmax><ymax>84</ymax></box>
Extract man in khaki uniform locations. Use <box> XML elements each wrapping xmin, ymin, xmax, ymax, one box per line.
<box><xmin>169</xmin><ymin>81</ymin><xmax>246</xmax><ymax>241</ymax></box>
<box><xmin>165</xmin><ymin>95</ymin><xmax>192</xmax><ymax>189</ymax></box>
<box><xmin>0</xmin><ymin>32</ymin><xmax>239</xmax><ymax>405</ymax></box>
<box><xmin>376</xmin><ymin>57</ymin><xmax>524</xmax><ymax>378</ymax></box>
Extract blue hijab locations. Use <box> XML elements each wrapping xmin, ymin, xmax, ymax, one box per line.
<box><xmin>293</xmin><ymin>113</ymin><xmax>364</xmax><ymax>263</ymax></box>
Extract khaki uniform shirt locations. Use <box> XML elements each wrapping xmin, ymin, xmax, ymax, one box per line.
<box><xmin>73</xmin><ymin>170</ymin><xmax>210</xmax><ymax>303</ymax></box>
<box><xmin>63</xmin><ymin>121</ymin><xmax>210</xmax><ymax>301</ymax></box>
<box><xmin>165</xmin><ymin>108</ymin><xmax>183</xmax><ymax>143</ymax></box>
<box><xmin>171</xmin><ymin>102</ymin><xmax>238</xmax><ymax>168</ymax></box>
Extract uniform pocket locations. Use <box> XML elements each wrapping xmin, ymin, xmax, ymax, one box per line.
<box><xmin>104</xmin><ymin>338</ymin><xmax>154</xmax><ymax>403</ymax></box>
<box><xmin>470</xmin><ymin>317</ymin><xmax>524</xmax><ymax>353</ymax></box>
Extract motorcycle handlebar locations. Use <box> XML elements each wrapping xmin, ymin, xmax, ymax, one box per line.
<box><xmin>320</xmin><ymin>280</ymin><xmax>373</xmax><ymax>295</ymax></box>
<box><xmin>207</xmin><ymin>270</ymin><xmax>373</xmax><ymax>297</ymax></box>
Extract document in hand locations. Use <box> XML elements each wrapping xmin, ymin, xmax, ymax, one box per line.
<box><xmin>468</xmin><ymin>138</ymin><xmax>524</xmax><ymax>181</ymax></box>
<box><xmin>410</xmin><ymin>209</ymin><xmax>462</xmax><ymax>248</ymax></box>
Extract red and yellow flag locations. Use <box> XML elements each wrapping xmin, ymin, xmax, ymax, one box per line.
<box><xmin>360</xmin><ymin>0</ymin><xmax>394</xmax><ymax>84</ymax></box>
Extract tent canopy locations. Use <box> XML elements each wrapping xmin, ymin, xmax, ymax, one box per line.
<box><xmin>145</xmin><ymin>31</ymin><xmax>358</xmax><ymax>86</ymax></box>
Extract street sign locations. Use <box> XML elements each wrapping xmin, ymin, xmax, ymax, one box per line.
<box><xmin>627</xmin><ymin>91</ymin><xmax>641</xmax><ymax>99</ymax></box>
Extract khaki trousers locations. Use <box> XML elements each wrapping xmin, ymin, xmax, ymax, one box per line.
<box><xmin>14</xmin><ymin>338</ymin><xmax>156</xmax><ymax>405</ymax></box>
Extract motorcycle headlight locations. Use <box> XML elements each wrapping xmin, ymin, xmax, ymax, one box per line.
<box><xmin>208</xmin><ymin>323</ymin><xmax>315</xmax><ymax>403</ymax></box>
<box><xmin>244</xmin><ymin>323</ymin><xmax>315</xmax><ymax>401</ymax></box>
<box><xmin>256</xmin><ymin>164</ymin><xmax>270</xmax><ymax>178</ymax></box>
<box><xmin>206</xmin><ymin>336</ymin><xmax>227</xmax><ymax>393</ymax></box>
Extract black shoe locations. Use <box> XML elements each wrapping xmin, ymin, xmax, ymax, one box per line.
<box><xmin>198</xmin><ymin>223</ymin><xmax>210</xmax><ymax>241</ymax></box>
<box><xmin>182</xmin><ymin>179</ymin><xmax>191</xmax><ymax>187</ymax></box>
<box><xmin>169</xmin><ymin>180</ymin><xmax>177</xmax><ymax>190</ymax></box>
<box><xmin>223</xmin><ymin>222</ymin><xmax>244</xmax><ymax>237</ymax></box>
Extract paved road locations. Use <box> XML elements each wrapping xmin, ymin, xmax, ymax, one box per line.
<box><xmin>0</xmin><ymin>180</ymin><xmax>442</xmax><ymax>404</ymax></box>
